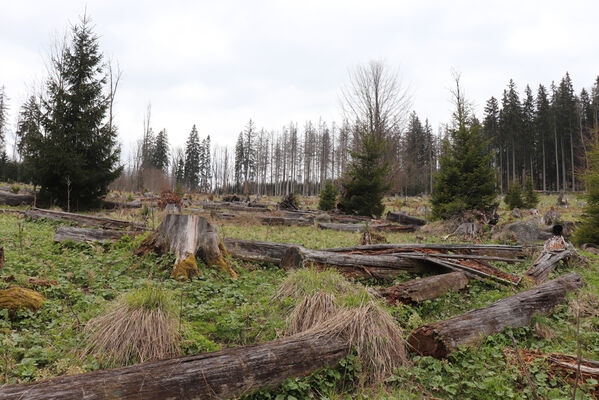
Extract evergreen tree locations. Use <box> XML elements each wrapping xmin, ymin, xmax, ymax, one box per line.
<box><xmin>184</xmin><ymin>125</ymin><xmax>201</xmax><ymax>190</ymax></box>
<box><xmin>16</xmin><ymin>95</ymin><xmax>44</xmax><ymax>185</ymax></box>
<box><xmin>152</xmin><ymin>129</ymin><xmax>170</xmax><ymax>173</ymax></box>
<box><xmin>573</xmin><ymin>137</ymin><xmax>599</xmax><ymax>245</ymax></box>
<box><xmin>504</xmin><ymin>182</ymin><xmax>524</xmax><ymax>210</ymax></box>
<box><xmin>340</xmin><ymin>131</ymin><xmax>389</xmax><ymax>217</ymax></box>
<box><xmin>34</xmin><ymin>15</ymin><xmax>121</xmax><ymax>208</ymax></box>
<box><xmin>0</xmin><ymin>86</ymin><xmax>8</xmax><ymax>150</ymax></box>
<box><xmin>234</xmin><ymin>132</ymin><xmax>244</xmax><ymax>191</ymax></box>
<box><xmin>523</xmin><ymin>176</ymin><xmax>538</xmax><ymax>209</ymax></box>
<box><xmin>318</xmin><ymin>180</ymin><xmax>338</xmax><ymax>211</ymax></box>
<box><xmin>534</xmin><ymin>84</ymin><xmax>552</xmax><ymax>191</ymax></box>
<box><xmin>175</xmin><ymin>155</ymin><xmax>185</xmax><ymax>184</ymax></box>
<box><xmin>432</xmin><ymin>76</ymin><xmax>497</xmax><ymax>219</ymax></box>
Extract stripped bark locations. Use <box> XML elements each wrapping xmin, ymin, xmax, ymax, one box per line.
<box><xmin>0</xmin><ymin>333</ymin><xmax>348</xmax><ymax>400</ymax></box>
<box><xmin>408</xmin><ymin>272</ymin><xmax>583</xmax><ymax>358</ymax></box>
<box><xmin>376</xmin><ymin>272</ymin><xmax>469</xmax><ymax>304</ymax></box>
<box><xmin>0</xmin><ymin>190</ymin><xmax>34</xmax><ymax>206</ymax></box>
<box><xmin>54</xmin><ymin>227</ymin><xmax>138</xmax><ymax>244</ymax></box>
<box><xmin>25</xmin><ymin>208</ymin><xmax>146</xmax><ymax>230</ymax></box>
<box><xmin>386</xmin><ymin>211</ymin><xmax>426</xmax><ymax>226</ymax></box>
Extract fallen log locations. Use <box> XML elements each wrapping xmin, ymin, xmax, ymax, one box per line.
<box><xmin>210</xmin><ymin>212</ymin><xmax>313</xmax><ymax>226</ymax></box>
<box><xmin>54</xmin><ymin>227</ymin><xmax>139</xmax><ymax>244</ymax></box>
<box><xmin>280</xmin><ymin>246</ymin><xmax>449</xmax><ymax>280</ymax></box>
<box><xmin>101</xmin><ymin>200</ymin><xmax>142</xmax><ymax>209</ymax></box>
<box><xmin>376</xmin><ymin>272</ymin><xmax>469</xmax><ymax>304</ymax></box>
<box><xmin>317</xmin><ymin>222</ymin><xmax>416</xmax><ymax>233</ymax></box>
<box><xmin>137</xmin><ymin>214</ymin><xmax>236</xmax><ymax>280</ymax></box>
<box><xmin>198</xmin><ymin>201</ymin><xmax>271</xmax><ymax>212</ymax></box>
<box><xmin>0</xmin><ymin>190</ymin><xmax>34</xmax><ymax>206</ymax></box>
<box><xmin>223</xmin><ymin>238</ymin><xmax>299</xmax><ymax>264</ymax></box>
<box><xmin>525</xmin><ymin>236</ymin><xmax>575</xmax><ymax>284</ymax></box>
<box><xmin>386</xmin><ymin>211</ymin><xmax>426</xmax><ymax>226</ymax></box>
<box><xmin>408</xmin><ymin>272</ymin><xmax>583</xmax><ymax>358</ymax></box>
<box><xmin>326</xmin><ymin>243</ymin><xmax>526</xmax><ymax>258</ymax></box>
<box><xmin>25</xmin><ymin>208</ymin><xmax>146</xmax><ymax>230</ymax></box>
<box><xmin>0</xmin><ymin>333</ymin><xmax>348</xmax><ymax>400</ymax></box>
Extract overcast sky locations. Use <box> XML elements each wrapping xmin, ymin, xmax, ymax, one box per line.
<box><xmin>1</xmin><ymin>0</ymin><xmax>597</xmax><ymax>159</ymax></box>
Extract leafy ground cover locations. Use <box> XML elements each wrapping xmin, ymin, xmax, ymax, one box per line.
<box><xmin>0</xmin><ymin>192</ymin><xmax>597</xmax><ymax>399</ymax></box>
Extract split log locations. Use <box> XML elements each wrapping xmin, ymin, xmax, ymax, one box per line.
<box><xmin>408</xmin><ymin>272</ymin><xmax>583</xmax><ymax>358</ymax></box>
<box><xmin>325</xmin><ymin>243</ymin><xmax>525</xmax><ymax>258</ymax></box>
<box><xmin>386</xmin><ymin>211</ymin><xmax>426</xmax><ymax>226</ymax></box>
<box><xmin>0</xmin><ymin>333</ymin><xmax>348</xmax><ymax>400</ymax></box>
<box><xmin>525</xmin><ymin>236</ymin><xmax>575</xmax><ymax>284</ymax></box>
<box><xmin>137</xmin><ymin>214</ymin><xmax>236</xmax><ymax>280</ymax></box>
<box><xmin>0</xmin><ymin>190</ymin><xmax>34</xmax><ymax>206</ymax></box>
<box><xmin>376</xmin><ymin>272</ymin><xmax>469</xmax><ymax>304</ymax></box>
<box><xmin>280</xmin><ymin>246</ymin><xmax>449</xmax><ymax>280</ymax></box>
<box><xmin>25</xmin><ymin>208</ymin><xmax>146</xmax><ymax>230</ymax></box>
<box><xmin>54</xmin><ymin>227</ymin><xmax>138</xmax><ymax>244</ymax></box>
<box><xmin>318</xmin><ymin>222</ymin><xmax>416</xmax><ymax>233</ymax></box>
<box><xmin>223</xmin><ymin>238</ymin><xmax>299</xmax><ymax>264</ymax></box>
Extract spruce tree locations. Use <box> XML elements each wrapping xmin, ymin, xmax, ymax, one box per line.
<box><xmin>318</xmin><ymin>180</ymin><xmax>338</xmax><ymax>211</ymax></box>
<box><xmin>35</xmin><ymin>15</ymin><xmax>121</xmax><ymax>208</ymax></box>
<box><xmin>523</xmin><ymin>176</ymin><xmax>539</xmax><ymax>209</ymax></box>
<box><xmin>184</xmin><ymin>125</ymin><xmax>201</xmax><ymax>190</ymax></box>
<box><xmin>234</xmin><ymin>132</ymin><xmax>244</xmax><ymax>192</ymax></box>
<box><xmin>504</xmin><ymin>182</ymin><xmax>524</xmax><ymax>210</ymax></box>
<box><xmin>340</xmin><ymin>131</ymin><xmax>389</xmax><ymax>217</ymax></box>
<box><xmin>431</xmin><ymin>76</ymin><xmax>497</xmax><ymax>219</ymax></box>
<box><xmin>573</xmin><ymin>137</ymin><xmax>599</xmax><ymax>245</ymax></box>
<box><xmin>152</xmin><ymin>129</ymin><xmax>170</xmax><ymax>173</ymax></box>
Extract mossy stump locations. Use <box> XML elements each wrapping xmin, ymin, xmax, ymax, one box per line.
<box><xmin>0</xmin><ymin>287</ymin><xmax>45</xmax><ymax>312</ymax></box>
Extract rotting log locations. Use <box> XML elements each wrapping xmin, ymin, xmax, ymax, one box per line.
<box><xmin>101</xmin><ymin>200</ymin><xmax>142</xmax><ymax>209</ymax></box>
<box><xmin>25</xmin><ymin>208</ymin><xmax>146</xmax><ymax>230</ymax></box>
<box><xmin>209</xmin><ymin>212</ymin><xmax>313</xmax><ymax>226</ymax></box>
<box><xmin>223</xmin><ymin>238</ymin><xmax>298</xmax><ymax>264</ymax></box>
<box><xmin>0</xmin><ymin>333</ymin><xmax>348</xmax><ymax>400</ymax></box>
<box><xmin>0</xmin><ymin>190</ymin><xmax>34</xmax><ymax>206</ymax></box>
<box><xmin>280</xmin><ymin>246</ymin><xmax>449</xmax><ymax>280</ymax></box>
<box><xmin>376</xmin><ymin>272</ymin><xmax>469</xmax><ymax>304</ymax></box>
<box><xmin>525</xmin><ymin>236</ymin><xmax>575</xmax><ymax>284</ymax></box>
<box><xmin>325</xmin><ymin>243</ymin><xmax>526</xmax><ymax>259</ymax></box>
<box><xmin>408</xmin><ymin>272</ymin><xmax>583</xmax><ymax>358</ymax></box>
<box><xmin>54</xmin><ymin>227</ymin><xmax>139</xmax><ymax>244</ymax></box>
<box><xmin>198</xmin><ymin>201</ymin><xmax>271</xmax><ymax>212</ymax></box>
<box><xmin>317</xmin><ymin>222</ymin><xmax>416</xmax><ymax>233</ymax></box>
<box><xmin>137</xmin><ymin>214</ymin><xmax>236</xmax><ymax>280</ymax></box>
<box><xmin>386</xmin><ymin>211</ymin><xmax>426</xmax><ymax>226</ymax></box>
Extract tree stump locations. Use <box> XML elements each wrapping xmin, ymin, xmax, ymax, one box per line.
<box><xmin>0</xmin><ymin>287</ymin><xmax>45</xmax><ymax>313</ymax></box>
<box><xmin>137</xmin><ymin>214</ymin><xmax>236</xmax><ymax>280</ymax></box>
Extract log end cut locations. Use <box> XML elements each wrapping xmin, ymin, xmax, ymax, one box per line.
<box><xmin>407</xmin><ymin>326</ymin><xmax>450</xmax><ymax>358</ymax></box>
<box><xmin>280</xmin><ymin>246</ymin><xmax>305</xmax><ymax>270</ymax></box>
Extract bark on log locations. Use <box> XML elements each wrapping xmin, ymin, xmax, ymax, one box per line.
<box><xmin>408</xmin><ymin>272</ymin><xmax>583</xmax><ymax>358</ymax></box>
<box><xmin>280</xmin><ymin>246</ymin><xmax>449</xmax><ymax>280</ymax></box>
<box><xmin>210</xmin><ymin>212</ymin><xmax>313</xmax><ymax>226</ymax></box>
<box><xmin>54</xmin><ymin>227</ymin><xmax>138</xmax><ymax>244</ymax></box>
<box><xmin>386</xmin><ymin>211</ymin><xmax>426</xmax><ymax>226</ymax></box>
<box><xmin>198</xmin><ymin>201</ymin><xmax>271</xmax><ymax>212</ymax></box>
<box><xmin>223</xmin><ymin>238</ymin><xmax>298</xmax><ymax>264</ymax></box>
<box><xmin>525</xmin><ymin>236</ymin><xmax>575</xmax><ymax>284</ymax></box>
<box><xmin>317</xmin><ymin>222</ymin><xmax>416</xmax><ymax>233</ymax></box>
<box><xmin>25</xmin><ymin>208</ymin><xmax>146</xmax><ymax>230</ymax></box>
<box><xmin>138</xmin><ymin>214</ymin><xmax>236</xmax><ymax>280</ymax></box>
<box><xmin>0</xmin><ymin>333</ymin><xmax>348</xmax><ymax>400</ymax></box>
<box><xmin>101</xmin><ymin>200</ymin><xmax>142</xmax><ymax>209</ymax></box>
<box><xmin>325</xmin><ymin>243</ymin><xmax>525</xmax><ymax>258</ymax></box>
<box><xmin>376</xmin><ymin>272</ymin><xmax>469</xmax><ymax>304</ymax></box>
<box><xmin>0</xmin><ymin>190</ymin><xmax>34</xmax><ymax>206</ymax></box>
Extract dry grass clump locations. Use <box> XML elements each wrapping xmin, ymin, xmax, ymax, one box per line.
<box><xmin>82</xmin><ymin>283</ymin><xmax>180</xmax><ymax>365</ymax></box>
<box><xmin>286</xmin><ymin>291</ymin><xmax>338</xmax><ymax>335</ymax></box>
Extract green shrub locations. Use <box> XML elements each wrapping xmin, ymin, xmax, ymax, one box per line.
<box><xmin>10</xmin><ymin>184</ymin><xmax>21</xmax><ymax>194</ymax></box>
<box><xmin>523</xmin><ymin>176</ymin><xmax>539</xmax><ymax>209</ymax></box>
<box><xmin>504</xmin><ymin>183</ymin><xmax>524</xmax><ymax>210</ymax></box>
<box><xmin>318</xmin><ymin>180</ymin><xmax>338</xmax><ymax>211</ymax></box>
<box><xmin>574</xmin><ymin>137</ymin><xmax>599</xmax><ymax>245</ymax></box>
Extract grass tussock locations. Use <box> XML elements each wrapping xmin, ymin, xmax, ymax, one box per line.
<box><xmin>280</xmin><ymin>269</ymin><xmax>409</xmax><ymax>382</ymax></box>
<box><xmin>83</xmin><ymin>283</ymin><xmax>180</xmax><ymax>365</ymax></box>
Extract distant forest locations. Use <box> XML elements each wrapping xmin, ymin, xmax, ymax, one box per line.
<box><xmin>1</xmin><ymin>72</ymin><xmax>598</xmax><ymax>196</ymax></box>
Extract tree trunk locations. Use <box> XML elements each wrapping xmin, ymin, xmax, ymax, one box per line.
<box><xmin>223</xmin><ymin>238</ymin><xmax>298</xmax><ymax>264</ymax></box>
<box><xmin>25</xmin><ymin>208</ymin><xmax>146</xmax><ymax>230</ymax></box>
<box><xmin>375</xmin><ymin>272</ymin><xmax>469</xmax><ymax>304</ymax></box>
<box><xmin>386</xmin><ymin>211</ymin><xmax>426</xmax><ymax>226</ymax></box>
<box><xmin>408</xmin><ymin>272</ymin><xmax>583</xmax><ymax>358</ymax></box>
<box><xmin>137</xmin><ymin>214</ymin><xmax>235</xmax><ymax>280</ymax></box>
<box><xmin>554</xmin><ymin>123</ymin><xmax>560</xmax><ymax>192</ymax></box>
<box><xmin>0</xmin><ymin>190</ymin><xmax>34</xmax><ymax>206</ymax></box>
<box><xmin>54</xmin><ymin>227</ymin><xmax>139</xmax><ymax>244</ymax></box>
<box><xmin>0</xmin><ymin>334</ymin><xmax>348</xmax><ymax>400</ymax></box>
<box><xmin>525</xmin><ymin>236</ymin><xmax>575</xmax><ymax>284</ymax></box>
<box><xmin>280</xmin><ymin>246</ymin><xmax>450</xmax><ymax>280</ymax></box>
<box><xmin>317</xmin><ymin>222</ymin><xmax>416</xmax><ymax>233</ymax></box>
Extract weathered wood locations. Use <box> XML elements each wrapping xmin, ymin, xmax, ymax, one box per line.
<box><xmin>139</xmin><ymin>214</ymin><xmax>235</xmax><ymax>280</ymax></box>
<box><xmin>223</xmin><ymin>238</ymin><xmax>299</xmax><ymax>264</ymax></box>
<box><xmin>0</xmin><ymin>247</ymin><xmax>3</xmax><ymax>268</ymax></box>
<box><xmin>0</xmin><ymin>333</ymin><xmax>348</xmax><ymax>400</ymax></box>
<box><xmin>101</xmin><ymin>200</ymin><xmax>142</xmax><ymax>209</ymax></box>
<box><xmin>326</xmin><ymin>243</ymin><xmax>525</xmax><ymax>258</ymax></box>
<box><xmin>25</xmin><ymin>208</ymin><xmax>146</xmax><ymax>230</ymax></box>
<box><xmin>198</xmin><ymin>201</ymin><xmax>271</xmax><ymax>212</ymax></box>
<box><xmin>54</xmin><ymin>227</ymin><xmax>138</xmax><ymax>244</ymax></box>
<box><xmin>0</xmin><ymin>190</ymin><xmax>34</xmax><ymax>206</ymax></box>
<box><xmin>408</xmin><ymin>272</ymin><xmax>583</xmax><ymax>358</ymax></box>
<box><xmin>280</xmin><ymin>246</ymin><xmax>448</xmax><ymax>280</ymax></box>
<box><xmin>376</xmin><ymin>272</ymin><xmax>469</xmax><ymax>304</ymax></box>
<box><xmin>210</xmin><ymin>212</ymin><xmax>313</xmax><ymax>226</ymax></box>
<box><xmin>525</xmin><ymin>236</ymin><xmax>575</xmax><ymax>284</ymax></box>
<box><xmin>317</xmin><ymin>222</ymin><xmax>416</xmax><ymax>233</ymax></box>
<box><xmin>386</xmin><ymin>211</ymin><xmax>426</xmax><ymax>226</ymax></box>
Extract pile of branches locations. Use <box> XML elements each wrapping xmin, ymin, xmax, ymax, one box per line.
<box><xmin>278</xmin><ymin>193</ymin><xmax>300</xmax><ymax>211</ymax></box>
<box><xmin>157</xmin><ymin>190</ymin><xmax>182</xmax><ymax>209</ymax></box>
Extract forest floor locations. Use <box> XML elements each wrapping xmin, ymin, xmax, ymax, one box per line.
<box><xmin>0</xmin><ymin>191</ymin><xmax>598</xmax><ymax>399</ymax></box>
